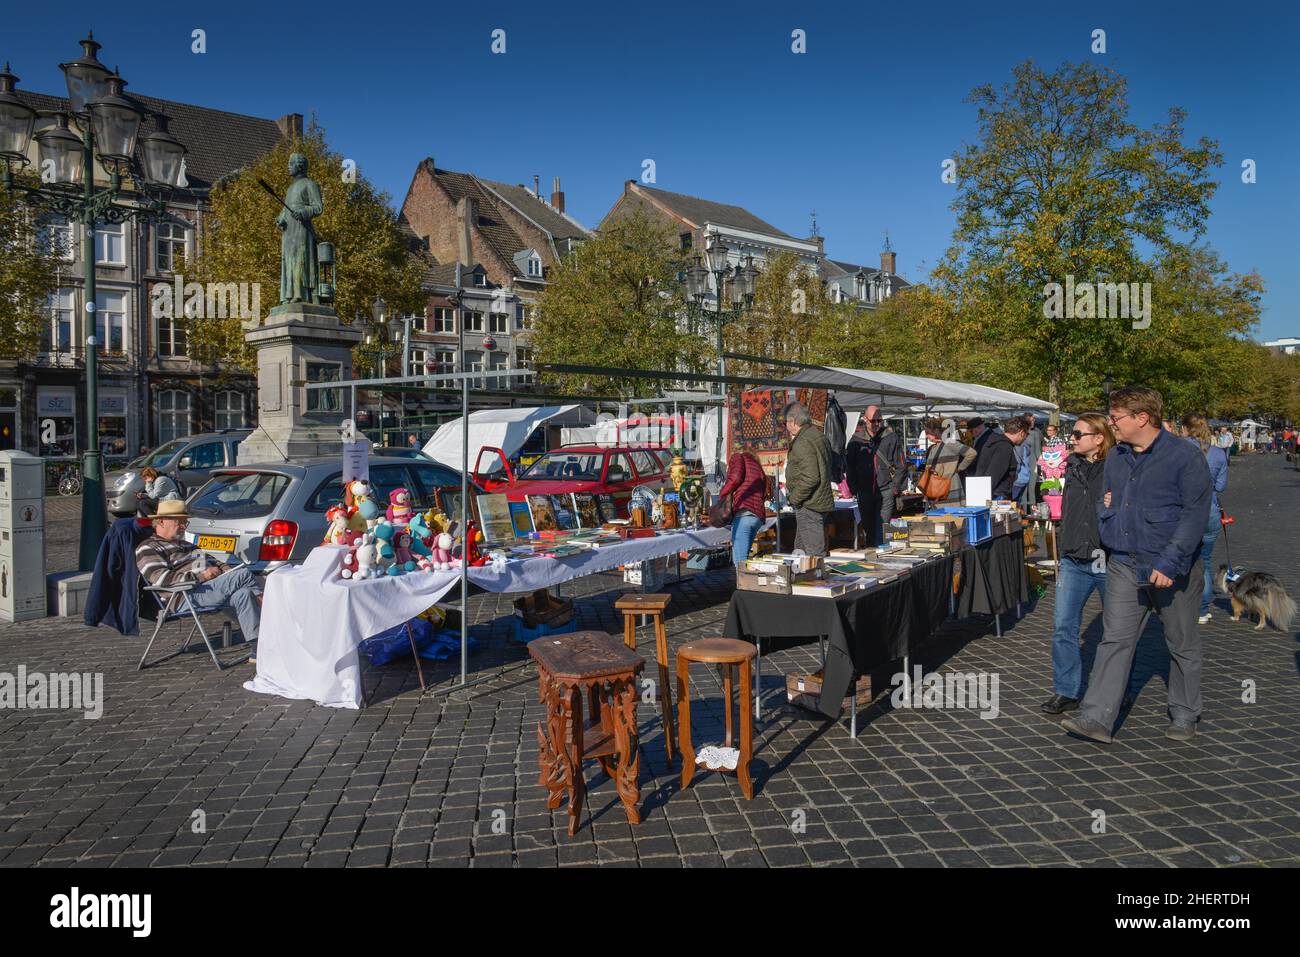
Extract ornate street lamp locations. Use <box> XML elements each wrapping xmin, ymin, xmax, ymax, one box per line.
<box><xmin>0</xmin><ymin>34</ymin><xmax>189</xmax><ymax>571</ymax></box>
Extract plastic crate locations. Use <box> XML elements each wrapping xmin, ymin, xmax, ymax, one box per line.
<box><xmin>927</xmin><ymin>506</ymin><xmax>992</xmax><ymax>544</ymax></box>
<box><xmin>512</xmin><ymin>616</ymin><xmax>578</xmax><ymax>644</ymax></box>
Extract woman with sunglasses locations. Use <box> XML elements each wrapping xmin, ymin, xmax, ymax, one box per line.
<box><xmin>1042</xmin><ymin>412</ymin><xmax>1116</xmax><ymax>715</ymax></box>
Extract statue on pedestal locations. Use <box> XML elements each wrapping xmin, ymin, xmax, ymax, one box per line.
<box><xmin>276</xmin><ymin>153</ymin><xmax>324</xmax><ymax>304</ymax></box>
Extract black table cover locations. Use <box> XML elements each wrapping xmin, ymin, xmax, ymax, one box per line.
<box><xmin>955</xmin><ymin>533</ymin><xmax>1029</xmax><ymax>619</ymax></box>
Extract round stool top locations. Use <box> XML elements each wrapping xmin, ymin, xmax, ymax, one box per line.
<box><xmin>677</xmin><ymin>637</ymin><xmax>757</xmax><ymax>664</ymax></box>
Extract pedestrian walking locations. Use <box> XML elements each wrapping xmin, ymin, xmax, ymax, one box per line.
<box><xmin>1062</xmin><ymin>387</ymin><xmax>1212</xmax><ymax>744</ymax></box>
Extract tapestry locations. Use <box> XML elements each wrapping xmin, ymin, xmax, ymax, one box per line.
<box><xmin>726</xmin><ymin>386</ymin><xmax>828</xmax><ymax>500</ymax></box>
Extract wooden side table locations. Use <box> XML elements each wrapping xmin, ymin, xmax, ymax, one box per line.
<box><xmin>528</xmin><ymin>630</ymin><xmax>646</xmax><ymax>837</ymax></box>
<box><xmin>614</xmin><ymin>591</ymin><xmax>675</xmax><ymax>763</ymax></box>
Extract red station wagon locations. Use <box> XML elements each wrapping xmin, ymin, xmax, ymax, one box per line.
<box><xmin>482</xmin><ymin>445</ymin><xmax>678</xmax><ymax>519</ymax></box>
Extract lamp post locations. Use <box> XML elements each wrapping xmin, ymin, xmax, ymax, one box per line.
<box><xmin>0</xmin><ymin>36</ymin><xmax>187</xmax><ymax>571</ymax></box>
<box><xmin>680</xmin><ymin>237</ymin><xmax>757</xmax><ymax>480</ymax></box>
<box><xmin>1102</xmin><ymin>371</ymin><xmax>1114</xmax><ymax>408</ymax></box>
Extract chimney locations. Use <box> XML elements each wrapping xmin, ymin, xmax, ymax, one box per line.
<box><xmin>533</xmin><ymin>175</ymin><xmax>540</xmax><ymax>198</ymax></box>
<box><xmin>456</xmin><ymin>197</ymin><xmax>476</xmax><ymax>267</ymax></box>
<box><xmin>880</xmin><ymin>233</ymin><xmax>896</xmax><ymax>275</ymax></box>
<box><xmin>551</xmin><ymin>176</ymin><xmax>565</xmax><ymax>213</ymax></box>
<box><xmin>276</xmin><ymin>113</ymin><xmax>304</xmax><ymax>141</ymax></box>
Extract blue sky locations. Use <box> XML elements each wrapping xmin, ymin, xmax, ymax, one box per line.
<box><xmin>6</xmin><ymin>0</ymin><xmax>1297</xmax><ymax>340</ymax></box>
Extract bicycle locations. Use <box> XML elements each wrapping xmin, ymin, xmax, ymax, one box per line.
<box><xmin>47</xmin><ymin>461</ymin><xmax>82</xmax><ymax>497</ymax></box>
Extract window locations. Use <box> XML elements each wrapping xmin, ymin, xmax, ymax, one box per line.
<box><xmin>520</xmin><ymin>452</ymin><xmax>604</xmax><ymax>481</ymax></box>
<box><xmin>37</xmin><ymin>215</ymin><xmax>74</xmax><ymax>261</ymax></box>
<box><xmin>156</xmin><ymin>221</ymin><xmax>188</xmax><ymax>273</ymax></box>
<box><xmin>410</xmin><ymin>464</ymin><xmax>463</xmax><ymax>510</ymax></box>
<box><xmin>95</xmin><ymin>291</ymin><xmax>127</xmax><ymax>354</ymax></box>
<box><xmin>189</xmin><ymin>472</ymin><xmax>291</xmax><ymax>520</ymax></box>
<box><xmin>490</xmin><ymin>352</ymin><xmax>508</xmax><ymax>379</ymax></box>
<box><xmin>215</xmin><ymin>391</ymin><xmax>245</xmax><ymax>430</ymax></box>
<box><xmin>95</xmin><ymin>222</ymin><xmax>125</xmax><ymax>265</ymax></box>
<box><xmin>472</xmin><ymin>271</ymin><xmax>487</xmax><ymax>287</ymax></box>
<box><xmin>0</xmin><ymin>388</ymin><xmax>16</xmax><ymax>452</ymax></box>
<box><xmin>38</xmin><ymin>388</ymin><xmax>77</xmax><ymax>456</ymax></box>
<box><xmin>434</xmin><ymin>349</ymin><xmax>455</xmax><ymax>375</ymax></box>
<box><xmin>464</xmin><ymin>311</ymin><xmax>484</xmax><ymax>333</ymax></box>
<box><xmin>489</xmin><ymin>311</ymin><xmax>508</xmax><ymax>334</ymax></box>
<box><xmin>515</xmin><ymin>346</ymin><xmax>532</xmax><ymax>369</ymax></box>
<box><xmin>518</xmin><ymin>305</ymin><xmax>535</xmax><ymax>330</ymax></box>
<box><xmin>185</xmin><ymin>441</ymin><xmax>225</xmax><ymax>469</ymax></box>
<box><xmin>463</xmin><ymin>349</ymin><xmax>483</xmax><ymax>389</ymax></box>
<box><xmin>430</xmin><ymin>306</ymin><xmax>454</xmax><ymax>334</ymax></box>
<box><xmin>680</xmin><ymin>232</ymin><xmax>693</xmax><ymax>252</ymax></box>
<box><xmin>630</xmin><ymin>450</ymin><xmax>660</xmax><ymax>477</ymax></box>
<box><xmin>305</xmin><ymin>362</ymin><xmax>342</xmax><ymax>413</ymax></box>
<box><xmin>158</xmin><ymin>390</ymin><xmax>191</xmax><ymax>444</ymax></box>
<box><xmin>44</xmin><ymin>289</ymin><xmax>75</xmax><ymax>354</ymax></box>
<box><xmin>409</xmin><ymin>348</ymin><xmax>426</xmax><ymax>377</ymax></box>
<box><xmin>606</xmin><ymin>453</ymin><xmax>633</xmax><ymax>484</ymax></box>
<box><xmin>527</xmin><ymin>254</ymin><xmax>542</xmax><ymax>277</ymax></box>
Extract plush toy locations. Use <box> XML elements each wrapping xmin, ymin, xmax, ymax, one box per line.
<box><xmin>386</xmin><ymin>488</ymin><xmax>414</xmax><ymax>526</ymax></box>
<box><xmin>423</xmin><ymin>508</ymin><xmax>453</xmax><ymax>536</ymax></box>
<box><xmin>407</xmin><ymin>510</ymin><xmax>433</xmax><ymax>548</ymax></box>
<box><xmin>342</xmin><ymin>540</ymin><xmax>377</xmax><ymax>580</ymax></box>
<box><xmin>430</xmin><ymin>532</ymin><xmax>456</xmax><ymax>571</ymax></box>
<box><xmin>392</xmin><ymin>528</ymin><xmax>420</xmax><ymax>572</ymax></box>
<box><xmin>323</xmin><ymin>505</ymin><xmax>350</xmax><ymax>546</ymax></box>
<box><xmin>463</xmin><ymin>520</ymin><xmax>488</xmax><ymax>567</ymax></box>
<box><xmin>486</xmin><ymin>549</ymin><xmax>509</xmax><ymax>570</ymax></box>
<box><xmin>373</xmin><ymin>520</ymin><xmax>401</xmax><ymax>575</ymax></box>
<box><xmin>355</xmin><ymin>493</ymin><xmax>381</xmax><ymax>534</ymax></box>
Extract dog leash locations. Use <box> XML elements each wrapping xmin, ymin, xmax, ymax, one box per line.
<box><xmin>1219</xmin><ymin>495</ymin><xmax>1239</xmax><ymax>581</ymax></box>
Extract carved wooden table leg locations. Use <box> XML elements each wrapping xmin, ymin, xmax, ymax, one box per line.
<box><xmin>677</xmin><ymin>655</ymin><xmax>695</xmax><ymax>790</ymax></box>
<box><xmin>653</xmin><ymin>612</ymin><xmax>675</xmax><ymax>764</ymax></box>
<box><xmin>564</xmin><ymin>684</ymin><xmax>585</xmax><ymax>837</ymax></box>
<box><xmin>609</xmin><ymin>675</ymin><xmax>642</xmax><ymax>825</ymax></box>
<box><xmin>537</xmin><ymin>669</ymin><xmax>566</xmax><ymax>807</ymax></box>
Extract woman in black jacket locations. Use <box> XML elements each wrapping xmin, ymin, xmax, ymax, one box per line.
<box><xmin>1042</xmin><ymin>412</ymin><xmax>1115</xmax><ymax>715</ymax></box>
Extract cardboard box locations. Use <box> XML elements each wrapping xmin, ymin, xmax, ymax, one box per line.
<box><xmin>908</xmin><ymin>516</ymin><xmax>965</xmax><ymax>550</ymax></box>
<box><xmin>513</xmin><ymin>589</ymin><xmax>574</xmax><ymax>629</ymax></box>
<box><xmin>785</xmin><ymin>669</ymin><xmax>883</xmax><ymax>712</ymax></box>
<box><xmin>736</xmin><ymin>557</ymin><xmax>820</xmax><ymax>594</ymax></box>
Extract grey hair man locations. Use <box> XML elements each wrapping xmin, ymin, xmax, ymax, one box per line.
<box><xmin>782</xmin><ymin>401</ymin><xmax>833</xmax><ymax>557</ymax></box>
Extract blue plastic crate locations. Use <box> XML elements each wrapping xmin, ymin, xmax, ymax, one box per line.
<box><xmin>926</xmin><ymin>506</ymin><xmax>992</xmax><ymax>544</ymax></box>
<box><xmin>512</xmin><ymin>616</ymin><xmax>578</xmax><ymax>644</ymax></box>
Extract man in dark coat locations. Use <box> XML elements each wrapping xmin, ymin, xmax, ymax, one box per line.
<box><xmin>846</xmin><ymin>405</ymin><xmax>906</xmax><ymax>545</ymax></box>
<box><xmin>963</xmin><ymin>416</ymin><xmax>1023</xmax><ymax>500</ymax></box>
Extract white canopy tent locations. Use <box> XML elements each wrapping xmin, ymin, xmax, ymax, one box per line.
<box><xmin>784</xmin><ymin>367</ymin><xmax>1056</xmax><ymax>414</ymax></box>
<box><xmin>422</xmin><ymin>405</ymin><xmax>596</xmax><ymax>473</ymax></box>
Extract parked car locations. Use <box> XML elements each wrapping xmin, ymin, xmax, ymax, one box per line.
<box><xmin>487</xmin><ymin>445</ymin><xmax>679</xmax><ymax>519</ymax></box>
<box><xmin>182</xmin><ymin>456</ymin><xmax>483</xmax><ymax>572</ymax></box>
<box><xmin>106</xmin><ymin>430</ymin><xmax>252</xmax><ymax>516</ymax></box>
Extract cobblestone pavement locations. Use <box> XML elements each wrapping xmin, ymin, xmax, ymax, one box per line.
<box><xmin>4</xmin><ymin>454</ymin><xmax>1297</xmax><ymax>868</ymax></box>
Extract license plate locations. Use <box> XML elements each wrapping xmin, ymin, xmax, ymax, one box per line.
<box><xmin>195</xmin><ymin>535</ymin><xmax>237</xmax><ymax>553</ymax></box>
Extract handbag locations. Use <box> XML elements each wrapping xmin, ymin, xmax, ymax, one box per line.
<box><xmin>917</xmin><ymin>464</ymin><xmax>951</xmax><ymax>501</ymax></box>
<box><xmin>708</xmin><ymin>495</ymin><xmax>734</xmax><ymax>528</ymax></box>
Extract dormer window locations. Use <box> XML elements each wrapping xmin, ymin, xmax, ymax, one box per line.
<box><xmin>473</xmin><ymin>268</ymin><xmax>488</xmax><ymax>287</ymax></box>
<box><xmin>829</xmin><ymin>282</ymin><xmax>841</xmax><ymax>303</ymax></box>
<box><xmin>513</xmin><ymin>248</ymin><xmax>544</xmax><ymax>279</ymax></box>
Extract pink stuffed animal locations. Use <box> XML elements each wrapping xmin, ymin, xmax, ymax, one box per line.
<box><xmin>386</xmin><ymin>487</ymin><xmax>413</xmax><ymax>526</ymax></box>
<box><xmin>430</xmin><ymin>531</ymin><xmax>455</xmax><ymax>571</ymax></box>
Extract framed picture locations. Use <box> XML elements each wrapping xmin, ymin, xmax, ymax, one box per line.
<box><xmin>508</xmin><ymin>500</ymin><xmax>534</xmax><ymax>537</ymax></box>
<box><xmin>527</xmin><ymin>494</ymin><xmax>558</xmax><ymax>532</ymax></box>
<box><xmin>596</xmin><ymin>492</ymin><xmax>618</xmax><ymax>521</ymax></box>
<box><xmin>476</xmin><ymin>493</ymin><xmax>515</xmax><ymax>544</ymax></box>
<box><xmin>573</xmin><ymin>492</ymin><xmax>601</xmax><ymax>529</ymax></box>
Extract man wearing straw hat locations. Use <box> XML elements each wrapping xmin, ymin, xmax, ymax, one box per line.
<box><xmin>135</xmin><ymin>500</ymin><xmax>262</xmax><ymax>650</ymax></box>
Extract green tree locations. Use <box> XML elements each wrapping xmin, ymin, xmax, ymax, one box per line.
<box><xmin>936</xmin><ymin>60</ymin><xmax>1224</xmax><ymax>412</ymax></box>
<box><xmin>532</xmin><ymin>210</ymin><xmax>710</xmax><ymax>397</ymax></box>
<box><xmin>0</xmin><ymin>174</ymin><xmax>61</xmax><ymax>359</ymax></box>
<box><xmin>187</xmin><ymin>119</ymin><xmax>423</xmax><ymax>371</ymax></box>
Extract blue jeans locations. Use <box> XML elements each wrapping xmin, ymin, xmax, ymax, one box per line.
<box><xmin>1200</xmin><ymin>510</ymin><xmax>1221</xmax><ymax>615</ymax></box>
<box><xmin>189</xmin><ymin>566</ymin><xmax>262</xmax><ymax>643</ymax></box>
<box><xmin>1051</xmin><ymin>556</ymin><xmax>1107</xmax><ymax>698</ymax></box>
<box><xmin>731</xmin><ymin>511</ymin><xmax>762</xmax><ymax>565</ymax></box>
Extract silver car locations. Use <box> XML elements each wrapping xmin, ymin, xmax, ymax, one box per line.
<box><xmin>106</xmin><ymin>430</ymin><xmax>251</xmax><ymax>516</ymax></box>
<box><xmin>182</xmin><ymin>456</ymin><xmax>481</xmax><ymax>572</ymax></box>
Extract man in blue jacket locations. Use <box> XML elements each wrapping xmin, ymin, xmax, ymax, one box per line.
<box><xmin>1062</xmin><ymin>387</ymin><xmax>1212</xmax><ymax>744</ymax></box>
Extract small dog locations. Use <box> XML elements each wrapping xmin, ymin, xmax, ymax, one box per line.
<box><xmin>1215</xmin><ymin>565</ymin><xmax>1296</xmax><ymax>631</ymax></box>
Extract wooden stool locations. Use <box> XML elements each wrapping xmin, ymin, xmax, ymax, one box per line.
<box><xmin>528</xmin><ymin>631</ymin><xmax>645</xmax><ymax>837</ymax></box>
<box><xmin>614</xmin><ymin>592</ymin><xmax>675</xmax><ymax>763</ymax></box>
<box><xmin>675</xmin><ymin>638</ymin><xmax>757</xmax><ymax>800</ymax></box>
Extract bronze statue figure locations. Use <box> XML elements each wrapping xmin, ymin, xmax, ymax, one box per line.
<box><xmin>276</xmin><ymin>153</ymin><xmax>324</xmax><ymax>304</ymax></box>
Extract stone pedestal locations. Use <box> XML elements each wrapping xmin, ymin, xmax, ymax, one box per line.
<box><xmin>238</xmin><ymin>302</ymin><xmax>363</xmax><ymax>464</ymax></box>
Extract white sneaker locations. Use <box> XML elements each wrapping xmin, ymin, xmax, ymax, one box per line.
<box><xmin>1198</xmin><ymin>613</ymin><xmax>1212</xmax><ymax>624</ymax></box>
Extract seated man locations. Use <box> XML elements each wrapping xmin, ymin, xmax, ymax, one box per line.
<box><xmin>135</xmin><ymin>499</ymin><xmax>261</xmax><ymax>652</ymax></box>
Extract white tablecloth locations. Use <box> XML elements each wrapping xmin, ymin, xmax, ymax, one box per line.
<box><xmin>244</xmin><ymin>526</ymin><xmax>733</xmax><ymax>709</ymax></box>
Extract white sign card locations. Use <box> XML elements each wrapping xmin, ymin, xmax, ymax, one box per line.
<box><xmin>965</xmin><ymin>476</ymin><xmax>992</xmax><ymax>507</ymax></box>
<box><xmin>342</xmin><ymin>439</ymin><xmax>370</xmax><ymax>483</ymax></box>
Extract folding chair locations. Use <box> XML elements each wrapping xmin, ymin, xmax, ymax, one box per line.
<box><xmin>137</xmin><ymin>581</ymin><xmax>248</xmax><ymax>672</ymax></box>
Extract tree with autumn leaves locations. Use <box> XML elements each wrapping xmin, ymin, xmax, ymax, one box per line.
<box><xmin>0</xmin><ymin>173</ymin><xmax>62</xmax><ymax>360</ymax></box>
